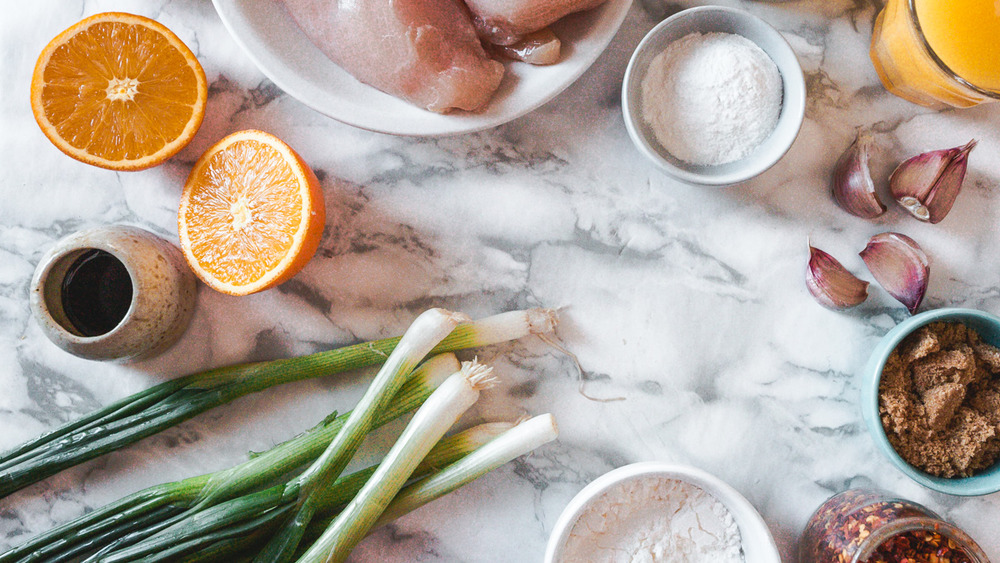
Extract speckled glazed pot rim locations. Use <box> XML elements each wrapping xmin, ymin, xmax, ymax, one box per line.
<box><xmin>543</xmin><ymin>461</ymin><xmax>780</xmax><ymax>562</ymax></box>
<box><xmin>860</xmin><ymin>307</ymin><xmax>1000</xmax><ymax>496</ymax></box>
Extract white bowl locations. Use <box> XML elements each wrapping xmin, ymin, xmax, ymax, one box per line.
<box><xmin>622</xmin><ymin>6</ymin><xmax>806</xmax><ymax>186</ymax></box>
<box><xmin>544</xmin><ymin>462</ymin><xmax>780</xmax><ymax>562</ymax></box>
<box><xmin>212</xmin><ymin>0</ymin><xmax>633</xmax><ymax>137</ymax></box>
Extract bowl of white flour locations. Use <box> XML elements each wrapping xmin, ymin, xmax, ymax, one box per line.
<box><xmin>544</xmin><ymin>462</ymin><xmax>780</xmax><ymax>563</ymax></box>
<box><xmin>621</xmin><ymin>6</ymin><xmax>805</xmax><ymax>186</ymax></box>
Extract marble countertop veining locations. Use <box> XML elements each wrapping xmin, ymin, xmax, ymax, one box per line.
<box><xmin>2</xmin><ymin>0</ymin><xmax>1000</xmax><ymax>561</ymax></box>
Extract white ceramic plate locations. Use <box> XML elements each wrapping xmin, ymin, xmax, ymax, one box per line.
<box><xmin>212</xmin><ymin>0</ymin><xmax>633</xmax><ymax>136</ymax></box>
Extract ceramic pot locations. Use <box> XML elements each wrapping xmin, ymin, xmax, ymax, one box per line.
<box><xmin>30</xmin><ymin>225</ymin><xmax>197</xmax><ymax>361</ymax></box>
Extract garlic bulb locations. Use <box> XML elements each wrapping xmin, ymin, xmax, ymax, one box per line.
<box><xmin>889</xmin><ymin>140</ymin><xmax>977</xmax><ymax>224</ymax></box>
<box><xmin>832</xmin><ymin>129</ymin><xmax>886</xmax><ymax>219</ymax></box>
<box><xmin>806</xmin><ymin>244</ymin><xmax>869</xmax><ymax>310</ymax></box>
<box><xmin>859</xmin><ymin>232</ymin><xmax>930</xmax><ymax>315</ymax></box>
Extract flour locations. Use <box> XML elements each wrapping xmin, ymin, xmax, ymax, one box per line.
<box><xmin>561</xmin><ymin>476</ymin><xmax>744</xmax><ymax>563</ymax></box>
<box><xmin>641</xmin><ymin>32</ymin><xmax>782</xmax><ymax>166</ymax></box>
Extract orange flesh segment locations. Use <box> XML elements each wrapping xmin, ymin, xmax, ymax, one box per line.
<box><xmin>33</xmin><ymin>13</ymin><xmax>205</xmax><ymax>169</ymax></box>
<box><xmin>184</xmin><ymin>140</ymin><xmax>304</xmax><ymax>287</ymax></box>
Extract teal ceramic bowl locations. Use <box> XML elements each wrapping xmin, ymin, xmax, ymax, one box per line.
<box><xmin>861</xmin><ymin>308</ymin><xmax>1000</xmax><ymax>496</ymax></box>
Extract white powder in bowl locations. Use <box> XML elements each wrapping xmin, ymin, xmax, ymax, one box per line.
<box><xmin>560</xmin><ymin>476</ymin><xmax>744</xmax><ymax>563</ymax></box>
<box><xmin>640</xmin><ymin>31</ymin><xmax>782</xmax><ymax>166</ymax></box>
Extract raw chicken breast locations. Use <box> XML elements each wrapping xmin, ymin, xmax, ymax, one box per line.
<box><xmin>284</xmin><ymin>0</ymin><xmax>505</xmax><ymax>113</ymax></box>
<box><xmin>463</xmin><ymin>0</ymin><xmax>608</xmax><ymax>45</ymax></box>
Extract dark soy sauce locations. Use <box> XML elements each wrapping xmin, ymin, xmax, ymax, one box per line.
<box><xmin>60</xmin><ymin>249</ymin><xmax>133</xmax><ymax>337</ymax></box>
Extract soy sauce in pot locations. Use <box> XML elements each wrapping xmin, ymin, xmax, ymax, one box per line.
<box><xmin>61</xmin><ymin>249</ymin><xmax>133</xmax><ymax>337</ymax></box>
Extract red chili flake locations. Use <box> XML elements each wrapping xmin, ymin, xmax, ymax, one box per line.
<box><xmin>801</xmin><ymin>491</ymin><xmax>929</xmax><ymax>562</ymax></box>
<box><xmin>865</xmin><ymin>530</ymin><xmax>974</xmax><ymax>563</ymax></box>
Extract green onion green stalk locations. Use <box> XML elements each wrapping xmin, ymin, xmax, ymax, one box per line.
<box><xmin>0</xmin><ymin>309</ymin><xmax>556</xmax><ymax>499</ymax></box>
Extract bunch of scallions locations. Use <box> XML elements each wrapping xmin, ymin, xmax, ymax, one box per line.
<box><xmin>0</xmin><ymin>308</ymin><xmax>559</xmax><ymax>562</ymax></box>
<box><xmin>0</xmin><ymin>308</ymin><xmax>556</xmax><ymax>498</ymax></box>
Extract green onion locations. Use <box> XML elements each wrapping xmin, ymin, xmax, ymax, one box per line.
<box><xmin>307</xmin><ymin>422</ymin><xmax>513</xmax><ymax>515</ymax></box>
<box><xmin>0</xmin><ymin>309</ymin><xmax>556</xmax><ymax>499</ymax></box>
<box><xmin>186</xmin><ymin>415</ymin><xmax>559</xmax><ymax>563</ymax></box>
<box><xmin>294</xmin><ymin>415</ymin><xmax>558</xmax><ymax>562</ymax></box>
<box><xmin>169</xmin><ymin>423</ymin><xmax>515</xmax><ymax>563</ymax></box>
<box><xmin>373</xmin><ymin>413</ymin><xmax>558</xmax><ymax>526</ymax></box>
<box><xmin>0</xmin><ymin>355</ymin><xmax>459</xmax><ymax>563</ymax></box>
<box><xmin>57</xmin><ymin>410</ymin><xmax>556</xmax><ymax>563</ymax></box>
<box><xmin>193</xmin><ymin>352</ymin><xmax>461</xmax><ymax>509</ymax></box>
<box><xmin>96</xmin><ymin>419</ymin><xmax>512</xmax><ymax>563</ymax></box>
<box><xmin>297</xmin><ymin>361</ymin><xmax>497</xmax><ymax>563</ymax></box>
<box><xmin>255</xmin><ymin>309</ymin><xmax>467</xmax><ymax>563</ymax></box>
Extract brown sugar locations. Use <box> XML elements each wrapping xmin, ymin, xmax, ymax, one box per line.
<box><xmin>973</xmin><ymin>341</ymin><xmax>1000</xmax><ymax>372</ymax></box>
<box><xmin>878</xmin><ymin>321</ymin><xmax>1000</xmax><ymax>477</ymax></box>
<box><xmin>921</xmin><ymin>382</ymin><xmax>965</xmax><ymax>433</ymax></box>
<box><xmin>969</xmin><ymin>380</ymin><xmax>1000</xmax><ymax>427</ymax></box>
<box><xmin>899</xmin><ymin>326</ymin><xmax>940</xmax><ymax>363</ymax></box>
<box><xmin>910</xmin><ymin>346</ymin><xmax>976</xmax><ymax>392</ymax></box>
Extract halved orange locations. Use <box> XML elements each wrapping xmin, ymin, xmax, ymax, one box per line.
<box><xmin>30</xmin><ymin>12</ymin><xmax>207</xmax><ymax>171</ymax></box>
<box><xmin>178</xmin><ymin>130</ymin><xmax>326</xmax><ymax>296</ymax></box>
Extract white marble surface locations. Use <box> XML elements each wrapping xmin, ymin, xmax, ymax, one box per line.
<box><xmin>2</xmin><ymin>0</ymin><xmax>1000</xmax><ymax>561</ymax></box>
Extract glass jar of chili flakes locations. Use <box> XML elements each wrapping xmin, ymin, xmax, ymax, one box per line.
<box><xmin>799</xmin><ymin>489</ymin><xmax>989</xmax><ymax>563</ymax></box>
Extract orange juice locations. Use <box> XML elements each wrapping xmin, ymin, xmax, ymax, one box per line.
<box><xmin>871</xmin><ymin>0</ymin><xmax>1000</xmax><ymax>107</ymax></box>
<box><xmin>916</xmin><ymin>0</ymin><xmax>1000</xmax><ymax>91</ymax></box>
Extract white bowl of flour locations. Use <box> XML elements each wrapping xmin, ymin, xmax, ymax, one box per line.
<box><xmin>544</xmin><ymin>462</ymin><xmax>780</xmax><ymax>563</ymax></box>
<box><xmin>621</xmin><ymin>6</ymin><xmax>805</xmax><ymax>186</ymax></box>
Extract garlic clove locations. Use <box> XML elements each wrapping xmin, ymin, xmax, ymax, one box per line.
<box><xmin>832</xmin><ymin>129</ymin><xmax>886</xmax><ymax>219</ymax></box>
<box><xmin>889</xmin><ymin>140</ymin><xmax>977</xmax><ymax>224</ymax></box>
<box><xmin>920</xmin><ymin>140</ymin><xmax>976</xmax><ymax>224</ymax></box>
<box><xmin>492</xmin><ymin>28</ymin><xmax>562</xmax><ymax>65</ymax></box>
<box><xmin>806</xmin><ymin>243</ymin><xmax>869</xmax><ymax>310</ymax></box>
<box><xmin>859</xmin><ymin>232</ymin><xmax>930</xmax><ymax>315</ymax></box>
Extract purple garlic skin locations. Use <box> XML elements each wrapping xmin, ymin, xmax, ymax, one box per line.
<box><xmin>832</xmin><ymin>129</ymin><xmax>886</xmax><ymax>219</ymax></box>
<box><xmin>889</xmin><ymin>140</ymin><xmax>977</xmax><ymax>224</ymax></box>
<box><xmin>806</xmin><ymin>244</ymin><xmax>869</xmax><ymax>310</ymax></box>
<box><xmin>859</xmin><ymin>232</ymin><xmax>929</xmax><ymax>315</ymax></box>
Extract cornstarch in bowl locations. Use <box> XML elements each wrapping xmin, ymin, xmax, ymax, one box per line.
<box><xmin>561</xmin><ymin>476</ymin><xmax>744</xmax><ymax>562</ymax></box>
<box><xmin>641</xmin><ymin>32</ymin><xmax>782</xmax><ymax>166</ymax></box>
<box><xmin>621</xmin><ymin>6</ymin><xmax>806</xmax><ymax>185</ymax></box>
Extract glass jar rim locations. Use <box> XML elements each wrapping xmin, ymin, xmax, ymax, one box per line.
<box><xmin>850</xmin><ymin>517</ymin><xmax>990</xmax><ymax>563</ymax></box>
<box><xmin>907</xmin><ymin>0</ymin><xmax>1000</xmax><ymax>99</ymax></box>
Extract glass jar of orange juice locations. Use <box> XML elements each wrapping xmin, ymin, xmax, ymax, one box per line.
<box><xmin>870</xmin><ymin>0</ymin><xmax>1000</xmax><ymax>108</ymax></box>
